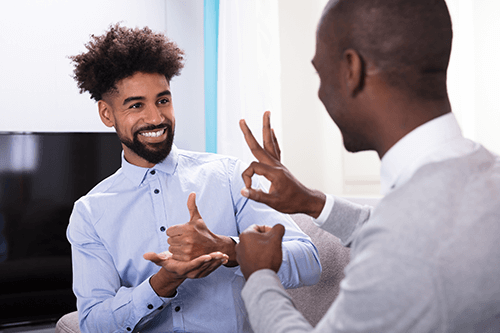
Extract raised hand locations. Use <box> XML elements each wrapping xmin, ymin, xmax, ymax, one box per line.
<box><xmin>235</xmin><ymin>223</ymin><xmax>285</xmax><ymax>280</ymax></box>
<box><xmin>239</xmin><ymin>111</ymin><xmax>326</xmax><ymax>218</ymax></box>
<box><xmin>166</xmin><ymin>193</ymin><xmax>238</xmax><ymax>265</ymax></box>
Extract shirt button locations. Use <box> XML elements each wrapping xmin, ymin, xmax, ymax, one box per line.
<box><xmin>159</xmin><ymin>305</ymin><xmax>164</xmax><ymax>310</ymax></box>
<box><xmin>126</xmin><ymin>327</ymin><xmax>131</xmax><ymax>331</ymax></box>
<box><xmin>147</xmin><ymin>304</ymin><xmax>154</xmax><ymax>309</ymax></box>
<box><xmin>154</xmin><ymin>189</ymin><xmax>160</xmax><ymax>194</ymax></box>
<box><xmin>175</xmin><ymin>306</ymin><xmax>181</xmax><ymax>312</ymax></box>
<box><xmin>150</xmin><ymin>170</ymin><xmax>156</xmax><ymax>175</ymax></box>
<box><xmin>160</xmin><ymin>226</ymin><xmax>166</xmax><ymax>232</ymax></box>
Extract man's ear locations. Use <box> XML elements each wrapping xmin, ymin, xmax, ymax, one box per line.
<box><xmin>342</xmin><ymin>49</ymin><xmax>365</xmax><ymax>97</ymax></box>
<box><xmin>98</xmin><ymin>100</ymin><xmax>115</xmax><ymax>128</ymax></box>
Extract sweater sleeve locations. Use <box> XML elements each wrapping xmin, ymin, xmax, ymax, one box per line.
<box><xmin>242</xmin><ymin>269</ymin><xmax>314</xmax><ymax>333</ymax></box>
<box><xmin>320</xmin><ymin>196</ymin><xmax>372</xmax><ymax>247</ymax></box>
<box><xmin>242</xmin><ymin>247</ymin><xmax>441</xmax><ymax>333</ymax></box>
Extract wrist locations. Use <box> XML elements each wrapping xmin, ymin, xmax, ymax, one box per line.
<box><xmin>305</xmin><ymin>189</ymin><xmax>326</xmax><ymax>219</ymax></box>
<box><xmin>220</xmin><ymin>235</ymin><xmax>238</xmax><ymax>267</ymax></box>
<box><xmin>150</xmin><ymin>268</ymin><xmax>185</xmax><ymax>297</ymax></box>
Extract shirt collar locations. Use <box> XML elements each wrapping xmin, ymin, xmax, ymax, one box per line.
<box><xmin>121</xmin><ymin>144</ymin><xmax>179</xmax><ymax>187</ymax></box>
<box><xmin>380</xmin><ymin>113</ymin><xmax>463</xmax><ymax>195</ymax></box>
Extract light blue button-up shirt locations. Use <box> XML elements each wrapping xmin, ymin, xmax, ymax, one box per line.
<box><xmin>67</xmin><ymin>145</ymin><xmax>321</xmax><ymax>333</ymax></box>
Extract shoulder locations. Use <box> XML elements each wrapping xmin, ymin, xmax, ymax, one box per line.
<box><xmin>176</xmin><ymin>149</ymin><xmax>240</xmax><ymax>164</ymax></box>
<box><xmin>175</xmin><ymin>149</ymin><xmax>245</xmax><ymax>176</ymax></box>
<box><xmin>360</xmin><ymin>144</ymin><xmax>500</xmax><ymax>253</ymax></box>
<box><xmin>72</xmin><ymin>168</ymin><xmax>126</xmax><ymax>219</ymax></box>
<box><xmin>390</xmin><ymin>144</ymin><xmax>500</xmax><ymax>209</ymax></box>
<box><xmin>381</xmin><ymin>144</ymin><xmax>499</xmax><ymax>206</ymax></box>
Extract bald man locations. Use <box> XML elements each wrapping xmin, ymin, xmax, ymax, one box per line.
<box><xmin>235</xmin><ymin>0</ymin><xmax>500</xmax><ymax>332</ymax></box>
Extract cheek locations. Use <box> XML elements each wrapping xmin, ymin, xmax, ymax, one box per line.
<box><xmin>116</xmin><ymin>116</ymin><xmax>139</xmax><ymax>137</ymax></box>
<box><xmin>318</xmin><ymin>79</ymin><xmax>337</xmax><ymax>110</ymax></box>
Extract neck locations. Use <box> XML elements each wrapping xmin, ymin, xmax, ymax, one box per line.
<box><xmin>372</xmin><ymin>94</ymin><xmax>452</xmax><ymax>159</ymax></box>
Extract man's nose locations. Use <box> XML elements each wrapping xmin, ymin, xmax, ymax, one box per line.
<box><xmin>144</xmin><ymin>104</ymin><xmax>164</xmax><ymax>125</ymax></box>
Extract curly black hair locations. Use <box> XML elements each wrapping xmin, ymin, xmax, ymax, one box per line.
<box><xmin>70</xmin><ymin>23</ymin><xmax>185</xmax><ymax>101</ymax></box>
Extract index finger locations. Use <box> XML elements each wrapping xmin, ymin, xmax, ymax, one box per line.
<box><xmin>239</xmin><ymin>119</ymin><xmax>275</xmax><ymax>165</ymax></box>
<box><xmin>166</xmin><ymin>224</ymin><xmax>185</xmax><ymax>237</ymax></box>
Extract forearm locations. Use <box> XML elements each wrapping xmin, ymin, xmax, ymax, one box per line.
<box><xmin>303</xmin><ymin>189</ymin><xmax>327</xmax><ymax>219</ymax></box>
<box><xmin>150</xmin><ymin>268</ymin><xmax>185</xmax><ymax>297</ymax></box>
<box><xmin>70</xmin><ymin>244</ymin><xmax>172</xmax><ymax>332</ymax></box>
<box><xmin>78</xmin><ymin>277</ymin><xmax>169</xmax><ymax>333</ymax></box>
<box><xmin>242</xmin><ymin>269</ymin><xmax>314</xmax><ymax>333</ymax></box>
<box><xmin>278</xmin><ymin>237</ymin><xmax>321</xmax><ymax>289</ymax></box>
<box><xmin>319</xmin><ymin>196</ymin><xmax>372</xmax><ymax>247</ymax></box>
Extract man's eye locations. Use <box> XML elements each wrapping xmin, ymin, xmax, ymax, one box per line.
<box><xmin>158</xmin><ymin>98</ymin><xmax>170</xmax><ymax>105</ymax></box>
<box><xmin>130</xmin><ymin>103</ymin><xmax>142</xmax><ymax>109</ymax></box>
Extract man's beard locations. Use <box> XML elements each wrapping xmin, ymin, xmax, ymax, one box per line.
<box><xmin>118</xmin><ymin>122</ymin><xmax>175</xmax><ymax>165</ymax></box>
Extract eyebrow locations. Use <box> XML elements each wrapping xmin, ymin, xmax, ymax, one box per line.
<box><xmin>122</xmin><ymin>90</ymin><xmax>172</xmax><ymax>106</ymax></box>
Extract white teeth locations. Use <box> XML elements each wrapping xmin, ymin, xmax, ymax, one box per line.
<box><xmin>140</xmin><ymin>129</ymin><xmax>165</xmax><ymax>138</ymax></box>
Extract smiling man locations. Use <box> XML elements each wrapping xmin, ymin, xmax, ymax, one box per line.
<box><xmin>66</xmin><ymin>24</ymin><xmax>321</xmax><ymax>333</ymax></box>
<box><xmin>98</xmin><ymin>72</ymin><xmax>175</xmax><ymax>168</ymax></box>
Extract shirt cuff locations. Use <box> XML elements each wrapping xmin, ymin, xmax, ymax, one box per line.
<box><xmin>130</xmin><ymin>275</ymin><xmax>172</xmax><ymax>318</ymax></box>
<box><xmin>313</xmin><ymin>193</ymin><xmax>334</xmax><ymax>227</ymax></box>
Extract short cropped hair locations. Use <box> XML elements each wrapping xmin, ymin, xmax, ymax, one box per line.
<box><xmin>323</xmin><ymin>0</ymin><xmax>453</xmax><ymax>99</ymax></box>
<box><xmin>70</xmin><ymin>23</ymin><xmax>185</xmax><ymax>101</ymax></box>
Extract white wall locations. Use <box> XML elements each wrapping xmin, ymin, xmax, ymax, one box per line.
<box><xmin>446</xmin><ymin>0</ymin><xmax>500</xmax><ymax>154</ymax></box>
<box><xmin>277</xmin><ymin>0</ymin><xmax>500</xmax><ymax>198</ymax></box>
<box><xmin>0</xmin><ymin>0</ymin><xmax>166</xmax><ymax>132</ymax></box>
<box><xmin>165</xmin><ymin>0</ymin><xmax>205</xmax><ymax>152</ymax></box>
<box><xmin>0</xmin><ymin>0</ymin><xmax>206</xmax><ymax>152</ymax></box>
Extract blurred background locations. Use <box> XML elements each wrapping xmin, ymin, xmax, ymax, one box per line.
<box><xmin>1</xmin><ymin>0</ymin><xmax>499</xmax><ymax>199</ymax></box>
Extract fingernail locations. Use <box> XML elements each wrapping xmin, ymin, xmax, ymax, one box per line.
<box><xmin>158</xmin><ymin>252</ymin><xmax>168</xmax><ymax>259</ymax></box>
<box><xmin>241</xmin><ymin>188</ymin><xmax>249</xmax><ymax>197</ymax></box>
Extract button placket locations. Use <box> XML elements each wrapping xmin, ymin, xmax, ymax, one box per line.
<box><xmin>149</xmin><ymin>173</ymin><xmax>169</xmax><ymax>247</ymax></box>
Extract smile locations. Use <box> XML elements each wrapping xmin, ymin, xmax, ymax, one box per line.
<box><xmin>139</xmin><ymin>128</ymin><xmax>166</xmax><ymax>138</ymax></box>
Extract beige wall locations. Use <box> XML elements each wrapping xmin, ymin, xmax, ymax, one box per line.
<box><xmin>277</xmin><ymin>0</ymin><xmax>381</xmax><ymax>198</ymax></box>
<box><xmin>277</xmin><ymin>0</ymin><xmax>500</xmax><ymax>198</ymax></box>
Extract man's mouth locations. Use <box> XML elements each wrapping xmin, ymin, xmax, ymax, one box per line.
<box><xmin>139</xmin><ymin>128</ymin><xmax>166</xmax><ymax>138</ymax></box>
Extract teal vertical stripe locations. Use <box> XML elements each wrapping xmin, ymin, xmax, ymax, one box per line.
<box><xmin>204</xmin><ymin>0</ymin><xmax>219</xmax><ymax>153</ymax></box>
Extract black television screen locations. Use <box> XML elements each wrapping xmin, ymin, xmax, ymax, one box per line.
<box><xmin>0</xmin><ymin>132</ymin><xmax>122</xmax><ymax>327</ymax></box>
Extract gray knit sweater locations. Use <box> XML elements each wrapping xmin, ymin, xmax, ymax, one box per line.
<box><xmin>242</xmin><ymin>144</ymin><xmax>500</xmax><ymax>332</ymax></box>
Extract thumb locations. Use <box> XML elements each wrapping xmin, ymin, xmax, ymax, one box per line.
<box><xmin>143</xmin><ymin>251</ymin><xmax>172</xmax><ymax>266</ymax></box>
<box><xmin>269</xmin><ymin>223</ymin><xmax>285</xmax><ymax>240</ymax></box>
<box><xmin>187</xmin><ymin>192</ymin><xmax>202</xmax><ymax>222</ymax></box>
